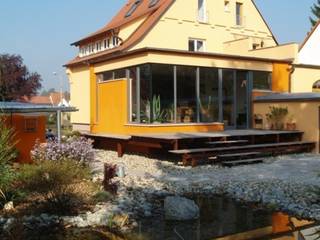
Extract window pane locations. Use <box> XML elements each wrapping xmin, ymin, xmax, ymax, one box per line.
<box><xmin>151</xmin><ymin>64</ymin><xmax>175</xmax><ymax>123</ymax></box>
<box><xmin>189</xmin><ymin>40</ymin><xmax>195</xmax><ymax>51</ymax></box>
<box><xmin>197</xmin><ymin>40</ymin><xmax>204</xmax><ymax>51</ymax></box>
<box><xmin>253</xmin><ymin>71</ymin><xmax>272</xmax><ymax>90</ymax></box>
<box><xmin>176</xmin><ymin>66</ymin><xmax>197</xmax><ymax>123</ymax></box>
<box><xmin>102</xmin><ymin>71</ymin><xmax>113</xmax><ymax>81</ymax></box>
<box><xmin>236</xmin><ymin>2</ymin><xmax>243</xmax><ymax>25</ymax></box>
<box><xmin>129</xmin><ymin>68</ymin><xmax>138</xmax><ymax>122</ymax></box>
<box><xmin>199</xmin><ymin>68</ymin><xmax>219</xmax><ymax>122</ymax></box>
<box><xmin>114</xmin><ymin>69</ymin><xmax>126</xmax><ymax>79</ymax></box>
<box><xmin>222</xmin><ymin>70</ymin><xmax>235</xmax><ymax>126</ymax></box>
<box><xmin>140</xmin><ymin>64</ymin><xmax>152</xmax><ymax>123</ymax></box>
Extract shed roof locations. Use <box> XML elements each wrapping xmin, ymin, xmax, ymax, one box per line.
<box><xmin>254</xmin><ymin>93</ymin><xmax>320</xmax><ymax>103</ymax></box>
<box><xmin>0</xmin><ymin>102</ymin><xmax>77</xmax><ymax>113</ymax></box>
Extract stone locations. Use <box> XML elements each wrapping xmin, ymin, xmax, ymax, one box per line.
<box><xmin>164</xmin><ymin>196</ymin><xmax>199</xmax><ymax>221</ymax></box>
<box><xmin>3</xmin><ymin>201</ymin><xmax>14</xmax><ymax>212</ymax></box>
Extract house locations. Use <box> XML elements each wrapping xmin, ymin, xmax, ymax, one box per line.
<box><xmin>22</xmin><ymin>92</ymin><xmax>70</xmax><ymax>107</ymax></box>
<box><xmin>65</xmin><ymin>0</ymin><xmax>318</xmax><ymax>135</ymax></box>
<box><xmin>290</xmin><ymin>20</ymin><xmax>320</xmax><ymax>93</ymax></box>
<box><xmin>0</xmin><ymin>102</ymin><xmax>77</xmax><ymax>163</ymax></box>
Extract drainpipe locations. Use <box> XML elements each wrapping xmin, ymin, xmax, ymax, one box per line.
<box><xmin>288</xmin><ymin>64</ymin><xmax>296</xmax><ymax>93</ymax></box>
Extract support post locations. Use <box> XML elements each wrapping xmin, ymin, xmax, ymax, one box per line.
<box><xmin>57</xmin><ymin>110</ymin><xmax>62</xmax><ymax>143</ymax></box>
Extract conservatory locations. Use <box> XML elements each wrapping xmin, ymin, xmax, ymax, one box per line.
<box><xmin>97</xmin><ymin>63</ymin><xmax>272</xmax><ymax>129</ymax></box>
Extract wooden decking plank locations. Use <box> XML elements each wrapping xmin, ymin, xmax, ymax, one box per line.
<box><xmin>222</xmin><ymin>158</ymin><xmax>264</xmax><ymax>166</ymax></box>
<box><xmin>206</xmin><ymin>140</ymin><xmax>249</xmax><ymax>145</ymax></box>
<box><xmin>170</xmin><ymin>141</ymin><xmax>316</xmax><ymax>154</ymax></box>
<box><xmin>218</xmin><ymin>152</ymin><xmax>261</xmax><ymax>158</ymax></box>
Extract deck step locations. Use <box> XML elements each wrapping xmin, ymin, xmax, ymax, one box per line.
<box><xmin>206</xmin><ymin>140</ymin><xmax>248</xmax><ymax>145</ymax></box>
<box><xmin>222</xmin><ymin>158</ymin><xmax>264</xmax><ymax>167</ymax></box>
<box><xmin>217</xmin><ymin>152</ymin><xmax>261</xmax><ymax>159</ymax></box>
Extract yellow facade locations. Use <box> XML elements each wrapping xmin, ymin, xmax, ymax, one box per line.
<box><xmin>67</xmin><ymin>0</ymin><xmax>297</xmax><ymax>134</ymax></box>
<box><xmin>90</xmin><ymin>76</ymin><xmax>223</xmax><ymax>135</ymax></box>
<box><xmin>254</xmin><ymin>101</ymin><xmax>320</xmax><ymax>153</ymax></box>
<box><xmin>133</xmin><ymin>0</ymin><xmax>277</xmax><ymax>53</ymax></box>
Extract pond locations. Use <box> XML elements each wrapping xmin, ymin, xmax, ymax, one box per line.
<box><xmin>0</xmin><ymin>196</ymin><xmax>315</xmax><ymax>240</ymax></box>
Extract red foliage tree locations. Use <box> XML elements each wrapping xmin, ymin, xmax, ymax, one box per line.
<box><xmin>0</xmin><ymin>54</ymin><xmax>42</xmax><ymax>101</ymax></box>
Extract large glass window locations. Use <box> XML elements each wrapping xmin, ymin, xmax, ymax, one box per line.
<box><xmin>176</xmin><ymin>66</ymin><xmax>197</xmax><ymax>123</ymax></box>
<box><xmin>150</xmin><ymin>64</ymin><xmax>175</xmax><ymax>123</ymax></box>
<box><xmin>199</xmin><ymin>68</ymin><xmax>219</xmax><ymax>122</ymax></box>
<box><xmin>252</xmin><ymin>71</ymin><xmax>272</xmax><ymax>90</ymax></box>
<box><xmin>222</xmin><ymin>70</ymin><xmax>235</xmax><ymax>127</ymax></box>
<box><xmin>139</xmin><ymin>64</ymin><xmax>152</xmax><ymax>123</ymax></box>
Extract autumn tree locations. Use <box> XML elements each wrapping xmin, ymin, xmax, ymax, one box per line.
<box><xmin>0</xmin><ymin>54</ymin><xmax>42</xmax><ymax>101</ymax></box>
<box><xmin>310</xmin><ymin>0</ymin><xmax>320</xmax><ymax>26</ymax></box>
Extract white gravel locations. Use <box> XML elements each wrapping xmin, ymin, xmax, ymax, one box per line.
<box><xmin>92</xmin><ymin>151</ymin><xmax>320</xmax><ymax>221</ymax></box>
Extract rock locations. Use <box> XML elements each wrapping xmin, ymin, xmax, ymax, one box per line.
<box><xmin>164</xmin><ymin>196</ymin><xmax>199</xmax><ymax>221</ymax></box>
<box><xmin>3</xmin><ymin>201</ymin><xmax>14</xmax><ymax>212</ymax></box>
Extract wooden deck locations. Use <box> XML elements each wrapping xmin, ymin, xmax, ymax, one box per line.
<box><xmin>84</xmin><ymin>130</ymin><xmax>311</xmax><ymax>164</ymax></box>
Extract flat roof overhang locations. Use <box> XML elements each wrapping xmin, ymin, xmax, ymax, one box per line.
<box><xmin>0</xmin><ymin>102</ymin><xmax>78</xmax><ymax>114</ymax></box>
<box><xmin>65</xmin><ymin>47</ymin><xmax>294</xmax><ymax>68</ymax></box>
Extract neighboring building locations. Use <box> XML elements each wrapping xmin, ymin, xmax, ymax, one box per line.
<box><xmin>65</xmin><ymin>0</ymin><xmax>317</xmax><ymax>134</ymax></box>
<box><xmin>0</xmin><ymin>102</ymin><xmax>76</xmax><ymax>163</ymax></box>
<box><xmin>23</xmin><ymin>92</ymin><xmax>70</xmax><ymax>107</ymax></box>
<box><xmin>290</xmin><ymin>21</ymin><xmax>320</xmax><ymax>93</ymax></box>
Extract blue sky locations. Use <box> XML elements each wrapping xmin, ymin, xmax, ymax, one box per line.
<box><xmin>0</xmin><ymin>0</ymin><xmax>316</xmax><ymax>91</ymax></box>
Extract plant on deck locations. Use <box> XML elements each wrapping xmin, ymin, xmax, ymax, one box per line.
<box><xmin>266</xmin><ymin>106</ymin><xmax>289</xmax><ymax>130</ymax></box>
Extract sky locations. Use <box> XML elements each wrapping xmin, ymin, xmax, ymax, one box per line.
<box><xmin>0</xmin><ymin>0</ymin><xmax>316</xmax><ymax>92</ymax></box>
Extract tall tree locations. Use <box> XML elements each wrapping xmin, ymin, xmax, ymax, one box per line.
<box><xmin>0</xmin><ymin>54</ymin><xmax>42</xmax><ymax>101</ymax></box>
<box><xmin>310</xmin><ymin>0</ymin><xmax>320</xmax><ymax>26</ymax></box>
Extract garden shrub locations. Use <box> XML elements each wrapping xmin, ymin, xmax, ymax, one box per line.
<box><xmin>17</xmin><ymin>159</ymin><xmax>96</xmax><ymax>215</ymax></box>
<box><xmin>103</xmin><ymin>164</ymin><xmax>118</xmax><ymax>195</ymax></box>
<box><xmin>0</xmin><ymin>117</ymin><xmax>18</xmax><ymax>203</ymax></box>
<box><xmin>31</xmin><ymin>136</ymin><xmax>94</xmax><ymax>164</ymax></box>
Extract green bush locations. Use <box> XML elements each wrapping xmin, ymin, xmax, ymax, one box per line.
<box><xmin>0</xmin><ymin>117</ymin><xmax>18</xmax><ymax>203</ymax></box>
<box><xmin>17</xmin><ymin>159</ymin><xmax>96</xmax><ymax>215</ymax></box>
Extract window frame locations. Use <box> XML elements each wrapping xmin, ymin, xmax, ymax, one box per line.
<box><xmin>236</xmin><ymin>2</ymin><xmax>244</xmax><ymax>26</ymax></box>
<box><xmin>188</xmin><ymin>38</ymin><xmax>206</xmax><ymax>52</ymax></box>
<box><xmin>24</xmin><ymin>117</ymin><xmax>38</xmax><ymax>133</ymax></box>
<box><xmin>125</xmin><ymin>0</ymin><xmax>143</xmax><ymax>18</ymax></box>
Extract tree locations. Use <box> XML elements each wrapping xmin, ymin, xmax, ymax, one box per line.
<box><xmin>310</xmin><ymin>0</ymin><xmax>320</xmax><ymax>26</ymax></box>
<box><xmin>0</xmin><ymin>54</ymin><xmax>42</xmax><ymax>101</ymax></box>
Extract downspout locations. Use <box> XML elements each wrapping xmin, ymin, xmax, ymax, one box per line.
<box><xmin>288</xmin><ymin>64</ymin><xmax>295</xmax><ymax>93</ymax></box>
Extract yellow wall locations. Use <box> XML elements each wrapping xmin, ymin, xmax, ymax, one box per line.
<box><xmin>272</xmin><ymin>63</ymin><xmax>290</xmax><ymax>92</ymax></box>
<box><xmin>291</xmin><ymin>66</ymin><xmax>320</xmax><ymax>93</ymax></box>
<box><xmin>91</xmin><ymin>78</ymin><xmax>223</xmax><ymax>135</ymax></box>
<box><xmin>254</xmin><ymin>101</ymin><xmax>319</xmax><ymax>153</ymax></box>
<box><xmin>132</xmin><ymin>0</ymin><xmax>277</xmax><ymax>53</ymax></box>
<box><xmin>67</xmin><ymin>66</ymin><xmax>91</xmax><ymax>128</ymax></box>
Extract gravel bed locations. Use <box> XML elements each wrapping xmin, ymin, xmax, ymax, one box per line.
<box><xmin>92</xmin><ymin>151</ymin><xmax>320</xmax><ymax>221</ymax></box>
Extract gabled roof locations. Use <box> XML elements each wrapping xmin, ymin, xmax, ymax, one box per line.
<box><xmin>66</xmin><ymin>0</ymin><xmax>174</xmax><ymax>67</ymax></box>
<box><xmin>72</xmin><ymin>0</ymin><xmax>172</xmax><ymax>46</ymax></box>
<box><xmin>299</xmin><ymin>20</ymin><xmax>320</xmax><ymax>51</ymax></box>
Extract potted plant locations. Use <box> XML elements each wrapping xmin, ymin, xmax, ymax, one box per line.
<box><xmin>265</xmin><ymin>106</ymin><xmax>288</xmax><ymax>130</ymax></box>
<box><xmin>286</xmin><ymin>115</ymin><xmax>297</xmax><ymax>131</ymax></box>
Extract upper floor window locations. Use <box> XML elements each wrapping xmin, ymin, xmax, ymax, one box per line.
<box><xmin>236</xmin><ymin>2</ymin><xmax>243</xmax><ymax>26</ymax></box>
<box><xmin>188</xmin><ymin>39</ymin><xmax>205</xmax><ymax>52</ymax></box>
<box><xmin>197</xmin><ymin>0</ymin><xmax>207</xmax><ymax>23</ymax></box>
<box><xmin>149</xmin><ymin>0</ymin><xmax>159</xmax><ymax>7</ymax></box>
<box><xmin>125</xmin><ymin>0</ymin><xmax>142</xmax><ymax>18</ymax></box>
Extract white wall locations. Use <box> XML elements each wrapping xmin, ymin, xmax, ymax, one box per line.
<box><xmin>298</xmin><ymin>26</ymin><xmax>320</xmax><ymax>65</ymax></box>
